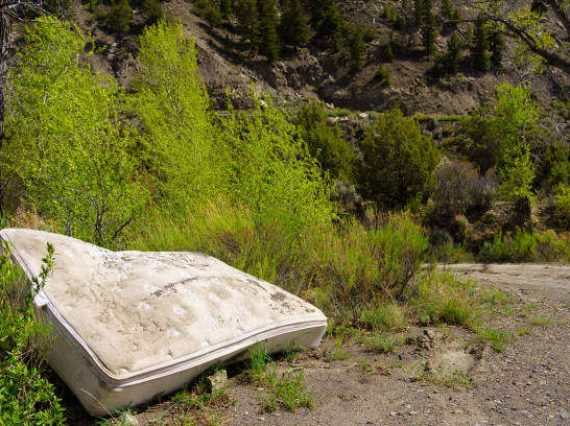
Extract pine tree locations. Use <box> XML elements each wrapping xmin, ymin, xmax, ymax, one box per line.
<box><xmin>220</xmin><ymin>0</ymin><xmax>233</xmax><ymax>19</ymax></box>
<box><xmin>258</xmin><ymin>0</ymin><xmax>280</xmax><ymax>62</ymax></box>
<box><xmin>420</xmin><ymin>0</ymin><xmax>437</xmax><ymax>59</ymax></box>
<box><xmin>143</xmin><ymin>0</ymin><xmax>163</xmax><ymax>25</ymax></box>
<box><xmin>236</xmin><ymin>0</ymin><xmax>261</xmax><ymax>53</ymax></box>
<box><xmin>414</xmin><ymin>0</ymin><xmax>424</xmax><ymax>27</ymax></box>
<box><xmin>385</xmin><ymin>33</ymin><xmax>395</xmax><ymax>62</ymax></box>
<box><xmin>489</xmin><ymin>27</ymin><xmax>505</xmax><ymax>69</ymax></box>
<box><xmin>472</xmin><ymin>16</ymin><xmax>491</xmax><ymax>72</ymax></box>
<box><xmin>436</xmin><ymin>30</ymin><xmax>462</xmax><ymax>75</ymax></box>
<box><xmin>106</xmin><ymin>0</ymin><xmax>133</xmax><ymax>34</ymax></box>
<box><xmin>349</xmin><ymin>25</ymin><xmax>366</xmax><ymax>70</ymax></box>
<box><xmin>310</xmin><ymin>0</ymin><xmax>343</xmax><ymax>37</ymax></box>
<box><xmin>280</xmin><ymin>0</ymin><xmax>311</xmax><ymax>46</ymax></box>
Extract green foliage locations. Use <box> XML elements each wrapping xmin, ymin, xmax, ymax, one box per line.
<box><xmin>5</xmin><ymin>18</ymin><xmax>149</xmax><ymax>246</ymax></box>
<box><xmin>236</xmin><ymin>0</ymin><xmax>261</xmax><ymax>51</ymax></box>
<box><xmin>194</xmin><ymin>0</ymin><xmax>223</xmax><ymax>24</ymax></box>
<box><xmin>375</xmin><ymin>64</ymin><xmax>391</xmax><ymax>86</ymax></box>
<box><xmin>358</xmin><ymin>107</ymin><xmax>439</xmax><ymax>209</ymax></box>
<box><xmin>106</xmin><ymin>0</ymin><xmax>133</xmax><ymax>33</ymax></box>
<box><xmin>488</xmin><ymin>26</ymin><xmax>505</xmax><ymax>69</ymax></box>
<box><xmin>0</xmin><ymin>246</ymin><xmax>66</xmax><ymax>424</ymax></box>
<box><xmin>361</xmin><ymin>303</ymin><xmax>408</xmax><ymax>331</ymax></box>
<box><xmin>420</xmin><ymin>0</ymin><xmax>437</xmax><ymax>58</ymax></box>
<box><xmin>262</xmin><ymin>367</ymin><xmax>314</xmax><ymax>412</ymax></box>
<box><xmin>135</xmin><ymin>22</ymin><xmax>223</xmax><ymax>212</ymax></box>
<box><xmin>434</xmin><ymin>30</ymin><xmax>462</xmax><ymax>75</ymax></box>
<box><xmin>295</xmin><ymin>100</ymin><xmax>355</xmax><ymax>180</ymax></box>
<box><xmin>551</xmin><ymin>183</ymin><xmax>570</xmax><ymax>229</ymax></box>
<box><xmin>472</xmin><ymin>16</ymin><xmax>491</xmax><ymax>72</ymax></box>
<box><xmin>258</xmin><ymin>0</ymin><xmax>280</xmax><ymax>62</ymax></box>
<box><xmin>348</xmin><ymin>25</ymin><xmax>366</xmax><ymax>70</ymax></box>
<box><xmin>280</xmin><ymin>0</ymin><xmax>311</xmax><ymax>46</ymax></box>
<box><xmin>310</xmin><ymin>0</ymin><xmax>343</xmax><ymax>38</ymax></box>
<box><xmin>479</xmin><ymin>230</ymin><xmax>570</xmax><ymax>262</ymax></box>
<box><xmin>315</xmin><ymin>214</ymin><xmax>428</xmax><ymax>321</ymax></box>
<box><xmin>142</xmin><ymin>0</ymin><xmax>163</xmax><ymax>24</ymax></box>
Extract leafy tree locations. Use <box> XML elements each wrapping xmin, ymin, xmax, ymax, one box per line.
<box><xmin>358</xmin><ymin>107</ymin><xmax>439</xmax><ymax>209</ymax></box>
<box><xmin>295</xmin><ymin>100</ymin><xmax>355</xmax><ymax>180</ymax></box>
<box><xmin>280</xmin><ymin>0</ymin><xmax>311</xmax><ymax>46</ymax></box>
<box><xmin>475</xmin><ymin>0</ymin><xmax>570</xmax><ymax>75</ymax></box>
<box><xmin>143</xmin><ymin>0</ymin><xmax>163</xmax><ymax>24</ymax></box>
<box><xmin>5</xmin><ymin>18</ymin><xmax>148</xmax><ymax>245</ymax></box>
<box><xmin>471</xmin><ymin>16</ymin><xmax>491</xmax><ymax>72</ymax></box>
<box><xmin>135</xmin><ymin>22</ymin><xmax>225</xmax><ymax>210</ymax></box>
<box><xmin>236</xmin><ymin>0</ymin><xmax>261</xmax><ymax>52</ymax></box>
<box><xmin>106</xmin><ymin>0</ymin><xmax>133</xmax><ymax>33</ymax></box>
<box><xmin>258</xmin><ymin>0</ymin><xmax>280</xmax><ymax>62</ymax></box>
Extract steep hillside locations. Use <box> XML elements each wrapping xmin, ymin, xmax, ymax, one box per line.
<box><xmin>66</xmin><ymin>0</ymin><xmax>567</xmax><ymax>114</ymax></box>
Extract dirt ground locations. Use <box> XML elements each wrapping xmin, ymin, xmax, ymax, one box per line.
<box><xmin>67</xmin><ymin>264</ymin><xmax>570</xmax><ymax>425</ymax></box>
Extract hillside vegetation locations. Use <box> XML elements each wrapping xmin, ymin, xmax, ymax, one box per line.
<box><xmin>0</xmin><ymin>0</ymin><xmax>568</xmax><ymax>422</ymax></box>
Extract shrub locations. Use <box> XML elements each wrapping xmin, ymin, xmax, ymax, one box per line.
<box><xmin>358</xmin><ymin>107</ymin><xmax>439</xmax><ymax>209</ymax></box>
<box><xmin>551</xmin><ymin>183</ymin><xmax>570</xmax><ymax>229</ymax></box>
<box><xmin>105</xmin><ymin>0</ymin><xmax>133</xmax><ymax>33</ymax></box>
<box><xmin>375</xmin><ymin>64</ymin><xmax>391</xmax><ymax>86</ymax></box>
<box><xmin>0</xmin><ymin>245</ymin><xmax>66</xmax><ymax>424</ymax></box>
<box><xmin>431</xmin><ymin>160</ymin><xmax>495</xmax><ymax>219</ymax></box>
<box><xmin>315</xmin><ymin>214</ymin><xmax>429</xmax><ymax>322</ymax></box>
<box><xmin>295</xmin><ymin>100</ymin><xmax>355</xmax><ymax>180</ymax></box>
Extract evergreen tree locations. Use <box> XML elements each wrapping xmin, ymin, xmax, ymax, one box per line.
<box><xmin>349</xmin><ymin>25</ymin><xmax>366</xmax><ymax>69</ymax></box>
<box><xmin>106</xmin><ymin>0</ymin><xmax>133</xmax><ymax>34</ymax></box>
<box><xmin>489</xmin><ymin>27</ymin><xmax>505</xmax><ymax>69</ymax></box>
<box><xmin>143</xmin><ymin>0</ymin><xmax>163</xmax><ymax>25</ymax></box>
<box><xmin>434</xmin><ymin>30</ymin><xmax>462</xmax><ymax>75</ymax></box>
<box><xmin>440</xmin><ymin>0</ymin><xmax>459</xmax><ymax>31</ymax></box>
<box><xmin>385</xmin><ymin>33</ymin><xmax>395</xmax><ymax>62</ymax></box>
<box><xmin>420</xmin><ymin>0</ymin><xmax>437</xmax><ymax>58</ymax></box>
<box><xmin>464</xmin><ymin>23</ymin><xmax>474</xmax><ymax>48</ymax></box>
<box><xmin>280</xmin><ymin>0</ymin><xmax>311</xmax><ymax>46</ymax></box>
<box><xmin>310</xmin><ymin>0</ymin><xmax>343</xmax><ymax>37</ymax></box>
<box><xmin>220</xmin><ymin>0</ymin><xmax>233</xmax><ymax>19</ymax></box>
<box><xmin>414</xmin><ymin>0</ymin><xmax>424</xmax><ymax>27</ymax></box>
<box><xmin>258</xmin><ymin>0</ymin><xmax>280</xmax><ymax>62</ymax></box>
<box><xmin>472</xmin><ymin>16</ymin><xmax>491</xmax><ymax>72</ymax></box>
<box><xmin>236</xmin><ymin>0</ymin><xmax>261</xmax><ymax>52</ymax></box>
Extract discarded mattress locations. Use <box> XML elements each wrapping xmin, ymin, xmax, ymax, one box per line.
<box><xmin>0</xmin><ymin>228</ymin><xmax>327</xmax><ymax>416</ymax></box>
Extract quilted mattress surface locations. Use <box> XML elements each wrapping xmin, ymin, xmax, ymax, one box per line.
<box><xmin>0</xmin><ymin>228</ymin><xmax>327</xmax><ymax>415</ymax></box>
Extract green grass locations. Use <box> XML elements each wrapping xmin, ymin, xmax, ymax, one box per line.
<box><xmin>262</xmin><ymin>367</ymin><xmax>315</xmax><ymax>413</ymax></box>
<box><xmin>475</xmin><ymin>327</ymin><xmax>516</xmax><ymax>352</ymax></box>
<box><xmin>360</xmin><ymin>303</ymin><xmax>408</xmax><ymax>331</ymax></box>
<box><xmin>528</xmin><ymin>315</ymin><xmax>556</xmax><ymax>327</ymax></box>
<box><xmin>420</xmin><ymin>368</ymin><xmax>473</xmax><ymax>388</ymax></box>
<box><xmin>357</xmin><ymin>333</ymin><xmax>401</xmax><ymax>354</ymax></box>
<box><xmin>517</xmin><ymin>327</ymin><xmax>532</xmax><ymax>336</ymax></box>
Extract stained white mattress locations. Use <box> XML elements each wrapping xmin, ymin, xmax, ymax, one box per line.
<box><xmin>0</xmin><ymin>228</ymin><xmax>327</xmax><ymax>415</ymax></box>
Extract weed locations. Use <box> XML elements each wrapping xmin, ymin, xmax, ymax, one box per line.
<box><xmin>476</xmin><ymin>327</ymin><xmax>515</xmax><ymax>352</ymax></box>
<box><xmin>246</xmin><ymin>344</ymin><xmax>270</xmax><ymax>384</ymax></box>
<box><xmin>262</xmin><ymin>367</ymin><xmax>315</xmax><ymax>412</ymax></box>
<box><xmin>517</xmin><ymin>327</ymin><xmax>532</xmax><ymax>336</ymax></box>
<box><xmin>420</xmin><ymin>368</ymin><xmax>473</xmax><ymax>388</ymax></box>
<box><xmin>361</xmin><ymin>303</ymin><xmax>408</xmax><ymax>331</ymax></box>
<box><xmin>357</xmin><ymin>333</ymin><xmax>401</xmax><ymax>354</ymax></box>
<box><xmin>528</xmin><ymin>316</ymin><xmax>555</xmax><ymax>327</ymax></box>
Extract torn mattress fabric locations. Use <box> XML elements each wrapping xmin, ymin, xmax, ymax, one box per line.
<box><xmin>0</xmin><ymin>228</ymin><xmax>327</xmax><ymax>416</ymax></box>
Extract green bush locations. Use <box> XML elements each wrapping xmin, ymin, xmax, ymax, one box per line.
<box><xmin>105</xmin><ymin>0</ymin><xmax>133</xmax><ymax>33</ymax></box>
<box><xmin>358</xmin><ymin>107</ymin><xmax>439</xmax><ymax>209</ymax></box>
<box><xmin>0</xmin><ymin>245</ymin><xmax>66</xmax><ymax>424</ymax></box>
<box><xmin>375</xmin><ymin>64</ymin><xmax>391</xmax><ymax>86</ymax></box>
<box><xmin>551</xmin><ymin>183</ymin><xmax>570</xmax><ymax>229</ymax></box>
<box><xmin>295</xmin><ymin>100</ymin><xmax>355</xmax><ymax>180</ymax></box>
